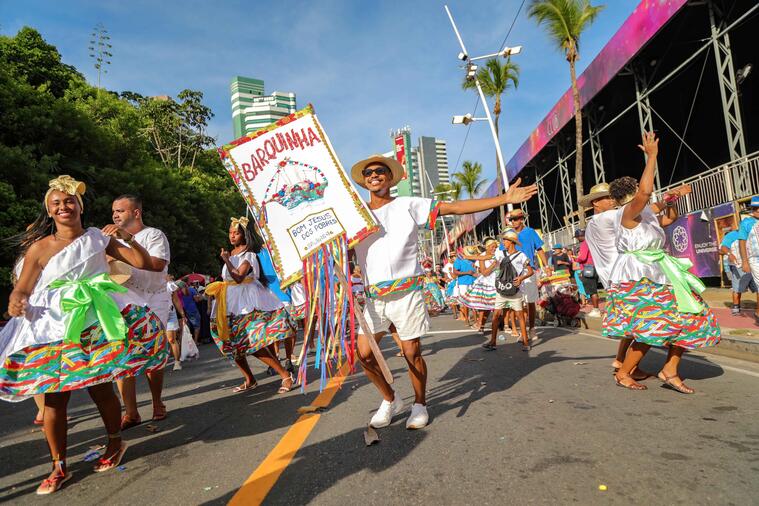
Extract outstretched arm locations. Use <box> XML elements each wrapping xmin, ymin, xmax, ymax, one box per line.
<box><xmin>621</xmin><ymin>132</ymin><xmax>659</xmax><ymax>229</ymax></box>
<box><xmin>439</xmin><ymin>178</ymin><xmax>537</xmax><ymax>216</ymax></box>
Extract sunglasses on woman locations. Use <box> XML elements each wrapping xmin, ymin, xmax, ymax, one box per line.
<box><xmin>362</xmin><ymin>166</ymin><xmax>390</xmax><ymax>177</ymax></box>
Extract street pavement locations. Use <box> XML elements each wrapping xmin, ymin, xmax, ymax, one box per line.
<box><xmin>2</xmin><ymin>314</ymin><xmax>759</xmax><ymax>505</ymax></box>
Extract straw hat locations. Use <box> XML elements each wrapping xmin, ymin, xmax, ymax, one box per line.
<box><xmin>501</xmin><ymin>229</ymin><xmax>521</xmax><ymax>246</ymax></box>
<box><xmin>350</xmin><ymin>155</ymin><xmax>404</xmax><ymax>189</ymax></box>
<box><xmin>109</xmin><ymin>260</ymin><xmax>133</xmax><ymax>285</ymax></box>
<box><xmin>508</xmin><ymin>208</ymin><xmax>525</xmax><ymax>219</ymax></box>
<box><xmin>463</xmin><ymin>245</ymin><xmax>481</xmax><ymax>256</ymax></box>
<box><xmin>579</xmin><ymin>183</ymin><xmax>611</xmax><ymax>208</ymax></box>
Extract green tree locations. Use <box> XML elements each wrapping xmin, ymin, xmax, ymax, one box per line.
<box><xmin>434</xmin><ymin>182</ymin><xmax>462</xmax><ymax>201</ymax></box>
<box><xmin>0</xmin><ymin>27</ymin><xmax>241</xmax><ymax>304</ymax></box>
<box><xmin>528</xmin><ymin>0</ymin><xmax>604</xmax><ymax>226</ymax></box>
<box><xmin>452</xmin><ymin>161</ymin><xmax>486</xmax><ymax>241</ymax></box>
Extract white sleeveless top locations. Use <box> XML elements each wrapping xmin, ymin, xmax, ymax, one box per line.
<box><xmin>220</xmin><ymin>251</ymin><xmax>282</xmax><ymax>314</ymax></box>
<box><xmin>477</xmin><ymin>258</ymin><xmax>498</xmax><ymax>286</ymax></box>
<box><xmin>0</xmin><ymin>228</ymin><xmax>145</xmax><ymax>365</ymax></box>
<box><xmin>608</xmin><ymin>206</ymin><xmax>668</xmax><ymax>286</ymax></box>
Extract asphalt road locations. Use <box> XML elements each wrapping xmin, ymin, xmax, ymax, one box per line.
<box><xmin>2</xmin><ymin>314</ymin><xmax>759</xmax><ymax>505</ymax></box>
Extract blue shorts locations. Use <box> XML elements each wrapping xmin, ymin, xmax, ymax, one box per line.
<box><xmin>730</xmin><ymin>265</ymin><xmax>757</xmax><ymax>293</ymax></box>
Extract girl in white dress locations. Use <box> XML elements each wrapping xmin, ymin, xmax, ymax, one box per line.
<box><xmin>460</xmin><ymin>238</ymin><xmax>499</xmax><ymax>331</ymax></box>
<box><xmin>206</xmin><ymin>217</ymin><xmax>295</xmax><ymax>394</ymax></box>
<box><xmin>1</xmin><ymin>176</ymin><xmax>168</xmax><ymax>494</ymax></box>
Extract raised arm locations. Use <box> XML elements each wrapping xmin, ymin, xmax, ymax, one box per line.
<box><xmin>439</xmin><ymin>178</ymin><xmax>537</xmax><ymax>216</ymax></box>
<box><xmin>622</xmin><ymin>132</ymin><xmax>659</xmax><ymax>229</ymax></box>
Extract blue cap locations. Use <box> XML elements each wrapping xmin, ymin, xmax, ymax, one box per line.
<box><xmin>751</xmin><ymin>196</ymin><xmax>759</xmax><ymax>207</ymax></box>
<box><xmin>553</xmin><ymin>243</ymin><xmax>563</xmax><ymax>249</ymax></box>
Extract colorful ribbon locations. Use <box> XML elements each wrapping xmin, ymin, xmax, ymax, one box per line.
<box><xmin>50</xmin><ymin>273</ymin><xmax>128</xmax><ymax>344</ymax></box>
<box><xmin>205</xmin><ymin>278</ymin><xmax>253</xmax><ymax>342</ymax></box>
<box><xmin>366</xmin><ymin>275</ymin><xmax>426</xmax><ymax>299</ymax></box>
<box><xmin>629</xmin><ymin>248</ymin><xmax>705</xmax><ymax>314</ymax></box>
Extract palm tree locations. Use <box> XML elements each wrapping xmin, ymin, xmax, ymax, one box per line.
<box><xmin>433</xmin><ymin>182</ymin><xmax>462</xmax><ymax>201</ymax></box>
<box><xmin>462</xmin><ymin>57</ymin><xmax>519</xmax><ymax>229</ymax></box>
<box><xmin>453</xmin><ymin>161</ymin><xmax>486</xmax><ymax>242</ymax></box>
<box><xmin>528</xmin><ymin>0</ymin><xmax>604</xmax><ymax>226</ymax></box>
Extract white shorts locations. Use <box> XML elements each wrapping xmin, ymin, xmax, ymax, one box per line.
<box><xmin>166</xmin><ymin>305</ymin><xmax>180</xmax><ymax>331</ymax></box>
<box><xmin>521</xmin><ymin>273</ymin><xmax>539</xmax><ymax>304</ymax></box>
<box><xmin>494</xmin><ymin>293</ymin><xmax>524</xmax><ymax>311</ymax></box>
<box><xmin>360</xmin><ymin>289</ymin><xmax>430</xmax><ymax>341</ymax></box>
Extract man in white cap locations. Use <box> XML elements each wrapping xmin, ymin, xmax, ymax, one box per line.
<box><xmin>112</xmin><ymin>194</ymin><xmax>171</xmax><ymax>428</ymax></box>
<box><xmin>351</xmin><ymin>154</ymin><xmax>537</xmax><ymax>429</ymax></box>
<box><xmin>738</xmin><ymin>196</ymin><xmax>759</xmax><ymax>324</ymax></box>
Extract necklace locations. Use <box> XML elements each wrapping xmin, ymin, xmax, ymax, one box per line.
<box><xmin>54</xmin><ymin>231</ymin><xmax>83</xmax><ymax>242</ymax></box>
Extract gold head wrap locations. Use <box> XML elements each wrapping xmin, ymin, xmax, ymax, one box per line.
<box><xmin>230</xmin><ymin>216</ymin><xmax>249</xmax><ymax>229</ymax></box>
<box><xmin>45</xmin><ymin>175</ymin><xmax>85</xmax><ymax>214</ymax></box>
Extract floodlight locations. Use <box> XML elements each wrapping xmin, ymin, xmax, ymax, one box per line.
<box><xmin>458</xmin><ymin>52</ymin><xmax>468</xmax><ymax>61</ymax></box>
<box><xmin>502</xmin><ymin>45</ymin><xmax>522</xmax><ymax>57</ymax></box>
<box><xmin>452</xmin><ymin>113</ymin><xmax>474</xmax><ymax>125</ymax></box>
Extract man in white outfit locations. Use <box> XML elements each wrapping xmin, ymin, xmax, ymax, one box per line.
<box><xmin>351</xmin><ymin>154</ymin><xmax>537</xmax><ymax>430</ymax></box>
<box><xmin>112</xmin><ymin>194</ymin><xmax>171</xmax><ymax>428</ymax></box>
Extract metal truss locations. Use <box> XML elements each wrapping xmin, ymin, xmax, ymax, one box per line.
<box><xmin>633</xmin><ymin>69</ymin><xmax>662</xmax><ymax>193</ymax></box>
<box><xmin>557</xmin><ymin>148</ymin><xmax>573</xmax><ymax>220</ymax></box>
<box><xmin>709</xmin><ymin>0</ymin><xmax>749</xmax><ymax>194</ymax></box>
<box><xmin>537</xmin><ymin>173</ymin><xmax>549</xmax><ymax>233</ymax></box>
<box><xmin>587</xmin><ymin>110</ymin><xmax>605</xmax><ymax>184</ymax></box>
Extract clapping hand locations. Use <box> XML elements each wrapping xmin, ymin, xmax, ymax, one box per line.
<box><xmin>101</xmin><ymin>224</ymin><xmax>133</xmax><ymax>242</ymax></box>
<box><xmin>220</xmin><ymin>248</ymin><xmax>230</xmax><ymax>262</ymax></box>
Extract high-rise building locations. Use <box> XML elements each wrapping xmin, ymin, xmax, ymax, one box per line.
<box><xmin>230</xmin><ymin>76</ymin><xmax>296</xmax><ymax>138</ymax></box>
<box><xmin>387</xmin><ymin>128</ymin><xmax>450</xmax><ymax>199</ymax></box>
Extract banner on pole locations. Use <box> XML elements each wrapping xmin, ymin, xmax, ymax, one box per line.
<box><xmin>218</xmin><ymin>105</ymin><xmax>378</xmax><ymax>287</ymax></box>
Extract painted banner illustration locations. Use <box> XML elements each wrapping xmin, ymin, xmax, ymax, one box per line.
<box><xmin>218</xmin><ymin>105</ymin><xmax>378</xmax><ymax>288</ymax></box>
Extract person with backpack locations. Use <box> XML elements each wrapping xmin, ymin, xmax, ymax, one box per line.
<box><xmin>484</xmin><ymin>229</ymin><xmax>533</xmax><ymax>351</ymax></box>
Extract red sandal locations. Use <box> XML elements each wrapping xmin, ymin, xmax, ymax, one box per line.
<box><xmin>94</xmin><ymin>434</ymin><xmax>128</xmax><ymax>473</ymax></box>
<box><xmin>36</xmin><ymin>460</ymin><xmax>72</xmax><ymax>495</ymax></box>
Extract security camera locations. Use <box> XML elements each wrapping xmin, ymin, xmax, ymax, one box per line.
<box><xmin>458</xmin><ymin>52</ymin><xmax>468</xmax><ymax>61</ymax></box>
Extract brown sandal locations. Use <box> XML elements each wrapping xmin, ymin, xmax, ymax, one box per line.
<box><xmin>278</xmin><ymin>375</ymin><xmax>295</xmax><ymax>394</ymax></box>
<box><xmin>657</xmin><ymin>371</ymin><xmax>695</xmax><ymax>394</ymax></box>
<box><xmin>614</xmin><ymin>373</ymin><xmax>647</xmax><ymax>390</ymax></box>
<box><xmin>120</xmin><ymin>414</ymin><xmax>141</xmax><ymax>431</ymax></box>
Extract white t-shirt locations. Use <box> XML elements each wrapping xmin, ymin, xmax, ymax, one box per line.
<box><xmin>122</xmin><ymin>226</ymin><xmax>170</xmax><ymax>294</ymax></box>
<box><xmin>353</xmin><ymin>197</ymin><xmax>434</xmax><ymax>286</ymax></box>
<box><xmin>442</xmin><ymin>262</ymin><xmax>454</xmax><ymax>282</ymax></box>
<box><xmin>495</xmin><ymin>250</ymin><xmax>530</xmax><ymax>278</ymax></box>
<box><xmin>585</xmin><ymin>209</ymin><xmax>619</xmax><ymax>289</ymax></box>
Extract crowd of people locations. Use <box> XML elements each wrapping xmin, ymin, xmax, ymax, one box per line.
<box><xmin>3</xmin><ymin>133</ymin><xmax>758</xmax><ymax>495</ymax></box>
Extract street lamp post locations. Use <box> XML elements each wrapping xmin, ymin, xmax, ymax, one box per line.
<box><xmin>445</xmin><ymin>4</ymin><xmax>521</xmax><ymax>214</ymax></box>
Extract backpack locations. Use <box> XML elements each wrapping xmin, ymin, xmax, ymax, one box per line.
<box><xmin>496</xmin><ymin>253</ymin><xmax>521</xmax><ymax>296</ymax></box>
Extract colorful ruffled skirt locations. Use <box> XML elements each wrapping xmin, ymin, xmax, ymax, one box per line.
<box><xmin>602</xmin><ymin>278</ymin><xmax>720</xmax><ymax>349</ymax></box>
<box><xmin>212</xmin><ymin>308</ymin><xmax>294</xmax><ymax>359</ymax></box>
<box><xmin>287</xmin><ymin>303</ymin><xmax>307</xmax><ymax>322</ymax></box>
<box><xmin>0</xmin><ymin>304</ymin><xmax>168</xmax><ymax>400</ymax></box>
<box><xmin>460</xmin><ymin>277</ymin><xmax>496</xmax><ymax>311</ymax></box>
<box><xmin>423</xmin><ymin>283</ymin><xmax>445</xmax><ymax>312</ymax></box>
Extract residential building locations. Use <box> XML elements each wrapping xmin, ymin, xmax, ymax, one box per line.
<box><xmin>230</xmin><ymin>76</ymin><xmax>296</xmax><ymax>138</ymax></box>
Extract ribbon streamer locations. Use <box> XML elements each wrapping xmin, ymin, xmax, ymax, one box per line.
<box><xmin>629</xmin><ymin>248</ymin><xmax>706</xmax><ymax>314</ymax></box>
<box><xmin>296</xmin><ymin>234</ymin><xmax>355</xmax><ymax>391</ymax></box>
<box><xmin>50</xmin><ymin>273</ymin><xmax>128</xmax><ymax>344</ymax></box>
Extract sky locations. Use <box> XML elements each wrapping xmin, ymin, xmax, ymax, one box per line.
<box><xmin>1</xmin><ymin>0</ymin><xmax>640</xmax><ymax>189</ymax></box>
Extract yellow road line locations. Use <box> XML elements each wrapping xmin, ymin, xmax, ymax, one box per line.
<box><xmin>228</xmin><ymin>362</ymin><xmax>352</xmax><ymax>506</ymax></box>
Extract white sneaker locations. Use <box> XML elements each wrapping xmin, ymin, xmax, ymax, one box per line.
<box><xmin>406</xmin><ymin>403</ymin><xmax>429</xmax><ymax>429</ymax></box>
<box><xmin>173</xmin><ymin>361</ymin><xmax>182</xmax><ymax>371</ymax></box>
<box><xmin>587</xmin><ymin>308</ymin><xmax>601</xmax><ymax>318</ymax></box>
<box><xmin>369</xmin><ymin>397</ymin><xmax>404</xmax><ymax>428</ymax></box>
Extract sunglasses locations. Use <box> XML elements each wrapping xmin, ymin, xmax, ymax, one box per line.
<box><xmin>510</xmin><ymin>216</ymin><xmax>524</xmax><ymax>221</ymax></box>
<box><xmin>362</xmin><ymin>166</ymin><xmax>390</xmax><ymax>177</ymax></box>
